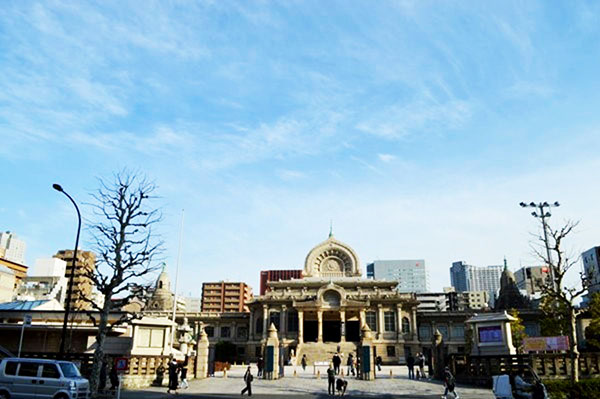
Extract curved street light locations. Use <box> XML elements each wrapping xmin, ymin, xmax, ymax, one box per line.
<box><xmin>53</xmin><ymin>184</ymin><xmax>81</xmax><ymax>357</ymax></box>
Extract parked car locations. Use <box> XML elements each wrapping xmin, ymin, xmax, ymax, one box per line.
<box><xmin>0</xmin><ymin>358</ymin><xmax>89</xmax><ymax>399</ymax></box>
<box><xmin>492</xmin><ymin>366</ymin><xmax>548</xmax><ymax>399</ymax></box>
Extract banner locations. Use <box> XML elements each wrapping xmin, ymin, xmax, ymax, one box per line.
<box><xmin>523</xmin><ymin>336</ymin><xmax>569</xmax><ymax>352</ymax></box>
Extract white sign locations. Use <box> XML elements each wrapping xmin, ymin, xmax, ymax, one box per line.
<box><xmin>23</xmin><ymin>315</ymin><xmax>32</xmax><ymax>327</ymax></box>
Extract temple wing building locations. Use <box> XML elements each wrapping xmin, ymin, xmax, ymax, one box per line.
<box><xmin>246</xmin><ymin>234</ymin><xmax>419</xmax><ymax>364</ymax></box>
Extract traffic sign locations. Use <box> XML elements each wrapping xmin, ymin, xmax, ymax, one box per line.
<box><xmin>114</xmin><ymin>357</ymin><xmax>129</xmax><ymax>372</ymax></box>
<box><xmin>23</xmin><ymin>315</ymin><xmax>32</xmax><ymax>326</ymax></box>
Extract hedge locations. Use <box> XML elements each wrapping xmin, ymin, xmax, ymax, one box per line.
<box><xmin>543</xmin><ymin>379</ymin><xmax>600</xmax><ymax>399</ymax></box>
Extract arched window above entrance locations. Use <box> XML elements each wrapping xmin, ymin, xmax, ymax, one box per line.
<box><xmin>322</xmin><ymin>290</ymin><xmax>341</xmax><ymax>307</ymax></box>
<box><xmin>402</xmin><ymin>317</ymin><xmax>410</xmax><ymax>333</ymax></box>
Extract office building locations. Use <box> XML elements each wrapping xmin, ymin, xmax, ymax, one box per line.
<box><xmin>514</xmin><ymin>266</ymin><xmax>549</xmax><ymax>296</ymax></box>
<box><xmin>260</xmin><ymin>270</ymin><xmax>302</xmax><ymax>295</ymax></box>
<box><xmin>0</xmin><ymin>231</ymin><xmax>26</xmax><ymax>265</ymax></box>
<box><xmin>366</xmin><ymin>260</ymin><xmax>428</xmax><ymax>293</ymax></box>
<box><xmin>450</xmin><ymin>261</ymin><xmax>502</xmax><ymax>306</ymax></box>
<box><xmin>201</xmin><ymin>282</ymin><xmax>253</xmax><ymax>313</ymax></box>
<box><xmin>53</xmin><ymin>250</ymin><xmax>96</xmax><ymax>311</ymax></box>
<box><xmin>416</xmin><ymin>289</ymin><xmax>489</xmax><ymax>312</ymax></box>
<box><xmin>583</xmin><ymin>246</ymin><xmax>600</xmax><ymax>298</ymax></box>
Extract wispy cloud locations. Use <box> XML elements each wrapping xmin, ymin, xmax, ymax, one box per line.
<box><xmin>378</xmin><ymin>154</ymin><xmax>396</xmax><ymax>163</ymax></box>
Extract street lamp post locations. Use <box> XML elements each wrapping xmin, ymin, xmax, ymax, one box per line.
<box><xmin>53</xmin><ymin>184</ymin><xmax>81</xmax><ymax>357</ymax></box>
<box><xmin>519</xmin><ymin>201</ymin><xmax>560</xmax><ymax>292</ymax></box>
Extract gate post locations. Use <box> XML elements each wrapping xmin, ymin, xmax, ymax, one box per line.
<box><xmin>264</xmin><ymin>323</ymin><xmax>280</xmax><ymax>380</ymax></box>
<box><xmin>359</xmin><ymin>324</ymin><xmax>375</xmax><ymax>380</ymax></box>
<box><xmin>195</xmin><ymin>327</ymin><xmax>209</xmax><ymax>379</ymax></box>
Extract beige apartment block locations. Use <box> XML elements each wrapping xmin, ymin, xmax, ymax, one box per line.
<box><xmin>201</xmin><ymin>281</ymin><xmax>253</xmax><ymax>313</ymax></box>
<box><xmin>53</xmin><ymin>249</ymin><xmax>96</xmax><ymax>310</ymax></box>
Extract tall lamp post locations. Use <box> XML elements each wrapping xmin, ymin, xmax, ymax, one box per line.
<box><xmin>519</xmin><ymin>201</ymin><xmax>560</xmax><ymax>292</ymax></box>
<box><xmin>53</xmin><ymin>184</ymin><xmax>81</xmax><ymax>357</ymax></box>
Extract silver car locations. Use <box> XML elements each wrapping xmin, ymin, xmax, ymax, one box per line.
<box><xmin>0</xmin><ymin>358</ymin><xmax>89</xmax><ymax>399</ymax></box>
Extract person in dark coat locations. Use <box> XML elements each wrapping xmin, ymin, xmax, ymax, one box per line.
<box><xmin>336</xmin><ymin>377</ymin><xmax>348</xmax><ymax>396</ymax></box>
<box><xmin>327</xmin><ymin>364</ymin><xmax>336</xmax><ymax>396</ymax></box>
<box><xmin>406</xmin><ymin>354</ymin><xmax>415</xmax><ymax>380</ymax></box>
<box><xmin>442</xmin><ymin>366</ymin><xmax>459</xmax><ymax>399</ymax></box>
<box><xmin>241</xmin><ymin>366</ymin><xmax>253</xmax><ymax>396</ymax></box>
<box><xmin>332</xmin><ymin>354</ymin><xmax>341</xmax><ymax>375</ymax></box>
<box><xmin>346</xmin><ymin>353</ymin><xmax>354</xmax><ymax>376</ymax></box>
<box><xmin>109</xmin><ymin>365</ymin><xmax>119</xmax><ymax>391</ymax></box>
<box><xmin>301</xmin><ymin>354</ymin><xmax>307</xmax><ymax>371</ymax></box>
<box><xmin>375</xmin><ymin>355</ymin><xmax>382</xmax><ymax>371</ymax></box>
<box><xmin>179</xmin><ymin>356</ymin><xmax>189</xmax><ymax>389</ymax></box>
<box><xmin>257</xmin><ymin>357</ymin><xmax>264</xmax><ymax>377</ymax></box>
<box><xmin>167</xmin><ymin>358</ymin><xmax>179</xmax><ymax>394</ymax></box>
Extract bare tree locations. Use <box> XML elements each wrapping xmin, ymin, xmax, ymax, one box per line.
<box><xmin>82</xmin><ymin>171</ymin><xmax>163</xmax><ymax>395</ymax></box>
<box><xmin>533</xmin><ymin>219</ymin><xmax>595</xmax><ymax>382</ymax></box>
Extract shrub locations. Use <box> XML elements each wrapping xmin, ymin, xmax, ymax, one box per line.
<box><xmin>543</xmin><ymin>379</ymin><xmax>600</xmax><ymax>399</ymax></box>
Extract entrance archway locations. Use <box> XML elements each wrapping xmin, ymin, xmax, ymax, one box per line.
<box><xmin>323</xmin><ymin>320</ymin><xmax>341</xmax><ymax>342</ymax></box>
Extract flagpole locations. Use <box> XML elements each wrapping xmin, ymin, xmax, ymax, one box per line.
<box><xmin>170</xmin><ymin>209</ymin><xmax>184</xmax><ymax>350</ymax></box>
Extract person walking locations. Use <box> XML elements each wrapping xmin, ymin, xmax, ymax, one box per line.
<box><xmin>241</xmin><ymin>366</ymin><xmax>253</xmax><ymax>396</ymax></box>
<box><xmin>346</xmin><ymin>353</ymin><xmax>354</xmax><ymax>376</ymax></box>
<box><xmin>167</xmin><ymin>358</ymin><xmax>179</xmax><ymax>394</ymax></box>
<box><xmin>406</xmin><ymin>354</ymin><xmax>415</xmax><ymax>380</ymax></box>
<box><xmin>301</xmin><ymin>354</ymin><xmax>307</xmax><ymax>371</ymax></box>
<box><xmin>442</xmin><ymin>366</ymin><xmax>459</xmax><ymax>399</ymax></box>
<box><xmin>327</xmin><ymin>364</ymin><xmax>336</xmax><ymax>396</ymax></box>
<box><xmin>332</xmin><ymin>353</ymin><xmax>341</xmax><ymax>375</ymax></box>
<box><xmin>179</xmin><ymin>356</ymin><xmax>189</xmax><ymax>389</ymax></box>
<box><xmin>375</xmin><ymin>355</ymin><xmax>382</xmax><ymax>372</ymax></box>
<box><xmin>109</xmin><ymin>364</ymin><xmax>119</xmax><ymax>391</ymax></box>
<box><xmin>419</xmin><ymin>353</ymin><xmax>426</xmax><ymax>380</ymax></box>
<box><xmin>257</xmin><ymin>357</ymin><xmax>264</xmax><ymax>377</ymax></box>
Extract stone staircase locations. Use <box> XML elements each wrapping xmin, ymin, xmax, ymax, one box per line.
<box><xmin>297</xmin><ymin>341</ymin><xmax>359</xmax><ymax>365</ymax></box>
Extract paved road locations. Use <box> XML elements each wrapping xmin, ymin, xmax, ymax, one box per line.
<box><xmin>122</xmin><ymin>365</ymin><xmax>494</xmax><ymax>399</ymax></box>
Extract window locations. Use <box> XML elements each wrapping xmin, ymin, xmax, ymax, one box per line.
<box><xmin>451</xmin><ymin>325</ymin><xmax>465</xmax><ymax>339</ymax></box>
<box><xmin>269</xmin><ymin>311</ymin><xmax>280</xmax><ymax>330</ymax></box>
<box><xmin>419</xmin><ymin>325</ymin><xmax>431</xmax><ymax>339</ymax></box>
<box><xmin>384</xmin><ymin>311</ymin><xmax>396</xmax><ymax>332</ymax></box>
<box><xmin>366</xmin><ymin>311</ymin><xmax>377</xmax><ymax>331</ymax></box>
<box><xmin>237</xmin><ymin>326</ymin><xmax>248</xmax><ymax>339</ymax></box>
<box><xmin>402</xmin><ymin>317</ymin><xmax>410</xmax><ymax>334</ymax></box>
<box><xmin>58</xmin><ymin>363</ymin><xmax>80</xmax><ymax>378</ymax></box>
<box><xmin>256</xmin><ymin>318</ymin><xmax>263</xmax><ymax>334</ymax></box>
<box><xmin>18</xmin><ymin>362</ymin><xmax>41</xmax><ymax>377</ymax></box>
<box><xmin>386</xmin><ymin>346</ymin><xmax>396</xmax><ymax>357</ymax></box>
<box><xmin>42</xmin><ymin>364</ymin><xmax>60</xmax><ymax>379</ymax></box>
<box><xmin>5</xmin><ymin>361</ymin><xmax>17</xmax><ymax>375</ymax></box>
<box><xmin>220</xmin><ymin>326</ymin><xmax>230</xmax><ymax>338</ymax></box>
<box><xmin>438</xmin><ymin>325</ymin><xmax>449</xmax><ymax>340</ymax></box>
<box><xmin>287</xmin><ymin>310</ymin><xmax>298</xmax><ymax>332</ymax></box>
<box><xmin>205</xmin><ymin>326</ymin><xmax>214</xmax><ymax>337</ymax></box>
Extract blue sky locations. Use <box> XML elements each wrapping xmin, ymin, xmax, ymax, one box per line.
<box><xmin>2</xmin><ymin>1</ymin><xmax>600</xmax><ymax>296</ymax></box>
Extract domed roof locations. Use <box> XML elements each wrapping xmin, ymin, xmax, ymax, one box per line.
<box><xmin>303</xmin><ymin>233</ymin><xmax>361</xmax><ymax>278</ymax></box>
<box><xmin>155</xmin><ymin>262</ymin><xmax>171</xmax><ymax>291</ymax></box>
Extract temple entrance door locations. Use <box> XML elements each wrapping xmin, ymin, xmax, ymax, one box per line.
<box><xmin>346</xmin><ymin>321</ymin><xmax>360</xmax><ymax>342</ymax></box>
<box><xmin>304</xmin><ymin>320</ymin><xmax>318</xmax><ymax>342</ymax></box>
<box><xmin>323</xmin><ymin>321</ymin><xmax>341</xmax><ymax>342</ymax></box>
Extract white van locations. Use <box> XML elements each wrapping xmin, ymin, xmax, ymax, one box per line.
<box><xmin>0</xmin><ymin>358</ymin><xmax>89</xmax><ymax>399</ymax></box>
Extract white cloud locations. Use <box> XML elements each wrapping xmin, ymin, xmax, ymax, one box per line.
<box><xmin>378</xmin><ymin>153</ymin><xmax>396</xmax><ymax>163</ymax></box>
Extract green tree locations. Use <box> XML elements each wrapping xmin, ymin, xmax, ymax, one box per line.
<box><xmin>509</xmin><ymin>309</ymin><xmax>528</xmax><ymax>354</ymax></box>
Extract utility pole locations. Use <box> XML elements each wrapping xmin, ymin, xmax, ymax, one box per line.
<box><xmin>170</xmin><ymin>209</ymin><xmax>184</xmax><ymax>350</ymax></box>
<box><xmin>519</xmin><ymin>201</ymin><xmax>560</xmax><ymax>292</ymax></box>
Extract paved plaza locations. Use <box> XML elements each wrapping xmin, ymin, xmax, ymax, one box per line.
<box><xmin>123</xmin><ymin>365</ymin><xmax>495</xmax><ymax>399</ymax></box>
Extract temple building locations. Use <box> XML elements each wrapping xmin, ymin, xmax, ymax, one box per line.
<box><xmin>246</xmin><ymin>233</ymin><xmax>419</xmax><ymax>364</ymax></box>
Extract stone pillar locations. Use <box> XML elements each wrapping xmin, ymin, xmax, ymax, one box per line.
<box><xmin>298</xmin><ymin>310</ymin><xmax>304</xmax><ymax>344</ymax></box>
<box><xmin>195</xmin><ymin>326</ymin><xmax>210</xmax><ymax>379</ymax></box>
<box><xmin>262</xmin><ymin>305</ymin><xmax>268</xmax><ymax>340</ymax></box>
<box><xmin>411</xmin><ymin>306</ymin><xmax>418</xmax><ymax>341</ymax></box>
<box><xmin>317</xmin><ymin>310</ymin><xmax>323</xmax><ymax>343</ymax></box>
<box><xmin>264</xmin><ymin>323</ymin><xmax>280</xmax><ymax>380</ymax></box>
<box><xmin>281</xmin><ymin>305</ymin><xmax>287</xmax><ymax>339</ymax></box>
<box><xmin>377</xmin><ymin>304</ymin><xmax>384</xmax><ymax>340</ymax></box>
<box><xmin>249</xmin><ymin>310</ymin><xmax>255</xmax><ymax>341</ymax></box>
<box><xmin>396</xmin><ymin>305</ymin><xmax>403</xmax><ymax>341</ymax></box>
<box><xmin>340</xmin><ymin>310</ymin><xmax>346</xmax><ymax>342</ymax></box>
<box><xmin>359</xmin><ymin>309</ymin><xmax>366</xmax><ymax>328</ymax></box>
<box><xmin>359</xmin><ymin>324</ymin><xmax>375</xmax><ymax>380</ymax></box>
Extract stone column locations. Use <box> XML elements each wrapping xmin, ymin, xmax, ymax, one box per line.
<box><xmin>195</xmin><ymin>327</ymin><xmax>209</xmax><ymax>379</ymax></box>
<box><xmin>249</xmin><ymin>309</ymin><xmax>255</xmax><ymax>341</ymax></box>
<box><xmin>281</xmin><ymin>305</ymin><xmax>287</xmax><ymax>339</ymax></box>
<box><xmin>264</xmin><ymin>323</ymin><xmax>280</xmax><ymax>380</ymax></box>
<box><xmin>298</xmin><ymin>310</ymin><xmax>304</xmax><ymax>344</ymax></box>
<box><xmin>317</xmin><ymin>310</ymin><xmax>323</xmax><ymax>343</ymax></box>
<box><xmin>359</xmin><ymin>309</ymin><xmax>366</xmax><ymax>328</ymax></box>
<box><xmin>262</xmin><ymin>305</ymin><xmax>269</xmax><ymax>340</ymax></box>
<box><xmin>340</xmin><ymin>310</ymin><xmax>346</xmax><ymax>342</ymax></box>
<box><xmin>377</xmin><ymin>304</ymin><xmax>384</xmax><ymax>340</ymax></box>
<box><xmin>411</xmin><ymin>306</ymin><xmax>418</xmax><ymax>341</ymax></box>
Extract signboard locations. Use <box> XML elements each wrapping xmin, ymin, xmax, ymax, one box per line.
<box><xmin>114</xmin><ymin>357</ymin><xmax>129</xmax><ymax>372</ymax></box>
<box><xmin>478</xmin><ymin>326</ymin><xmax>503</xmax><ymax>343</ymax></box>
<box><xmin>23</xmin><ymin>315</ymin><xmax>32</xmax><ymax>327</ymax></box>
<box><xmin>523</xmin><ymin>336</ymin><xmax>569</xmax><ymax>352</ymax></box>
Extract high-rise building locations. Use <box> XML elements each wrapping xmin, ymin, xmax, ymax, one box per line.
<box><xmin>582</xmin><ymin>246</ymin><xmax>600</xmax><ymax>298</ymax></box>
<box><xmin>53</xmin><ymin>250</ymin><xmax>96</xmax><ymax>311</ymax></box>
<box><xmin>260</xmin><ymin>270</ymin><xmax>302</xmax><ymax>295</ymax></box>
<box><xmin>0</xmin><ymin>231</ymin><xmax>26</xmax><ymax>265</ymax></box>
<box><xmin>366</xmin><ymin>260</ymin><xmax>428</xmax><ymax>293</ymax></box>
<box><xmin>514</xmin><ymin>266</ymin><xmax>549</xmax><ymax>296</ymax></box>
<box><xmin>416</xmin><ymin>289</ymin><xmax>489</xmax><ymax>312</ymax></box>
<box><xmin>201</xmin><ymin>282</ymin><xmax>253</xmax><ymax>313</ymax></box>
<box><xmin>450</xmin><ymin>261</ymin><xmax>502</xmax><ymax>306</ymax></box>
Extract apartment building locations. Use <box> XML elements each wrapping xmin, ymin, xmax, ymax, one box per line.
<box><xmin>201</xmin><ymin>281</ymin><xmax>253</xmax><ymax>312</ymax></box>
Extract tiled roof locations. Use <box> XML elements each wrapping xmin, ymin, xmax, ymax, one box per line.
<box><xmin>0</xmin><ymin>300</ymin><xmax>50</xmax><ymax>310</ymax></box>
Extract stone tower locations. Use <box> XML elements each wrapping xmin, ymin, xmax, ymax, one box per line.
<box><xmin>146</xmin><ymin>263</ymin><xmax>174</xmax><ymax>311</ymax></box>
